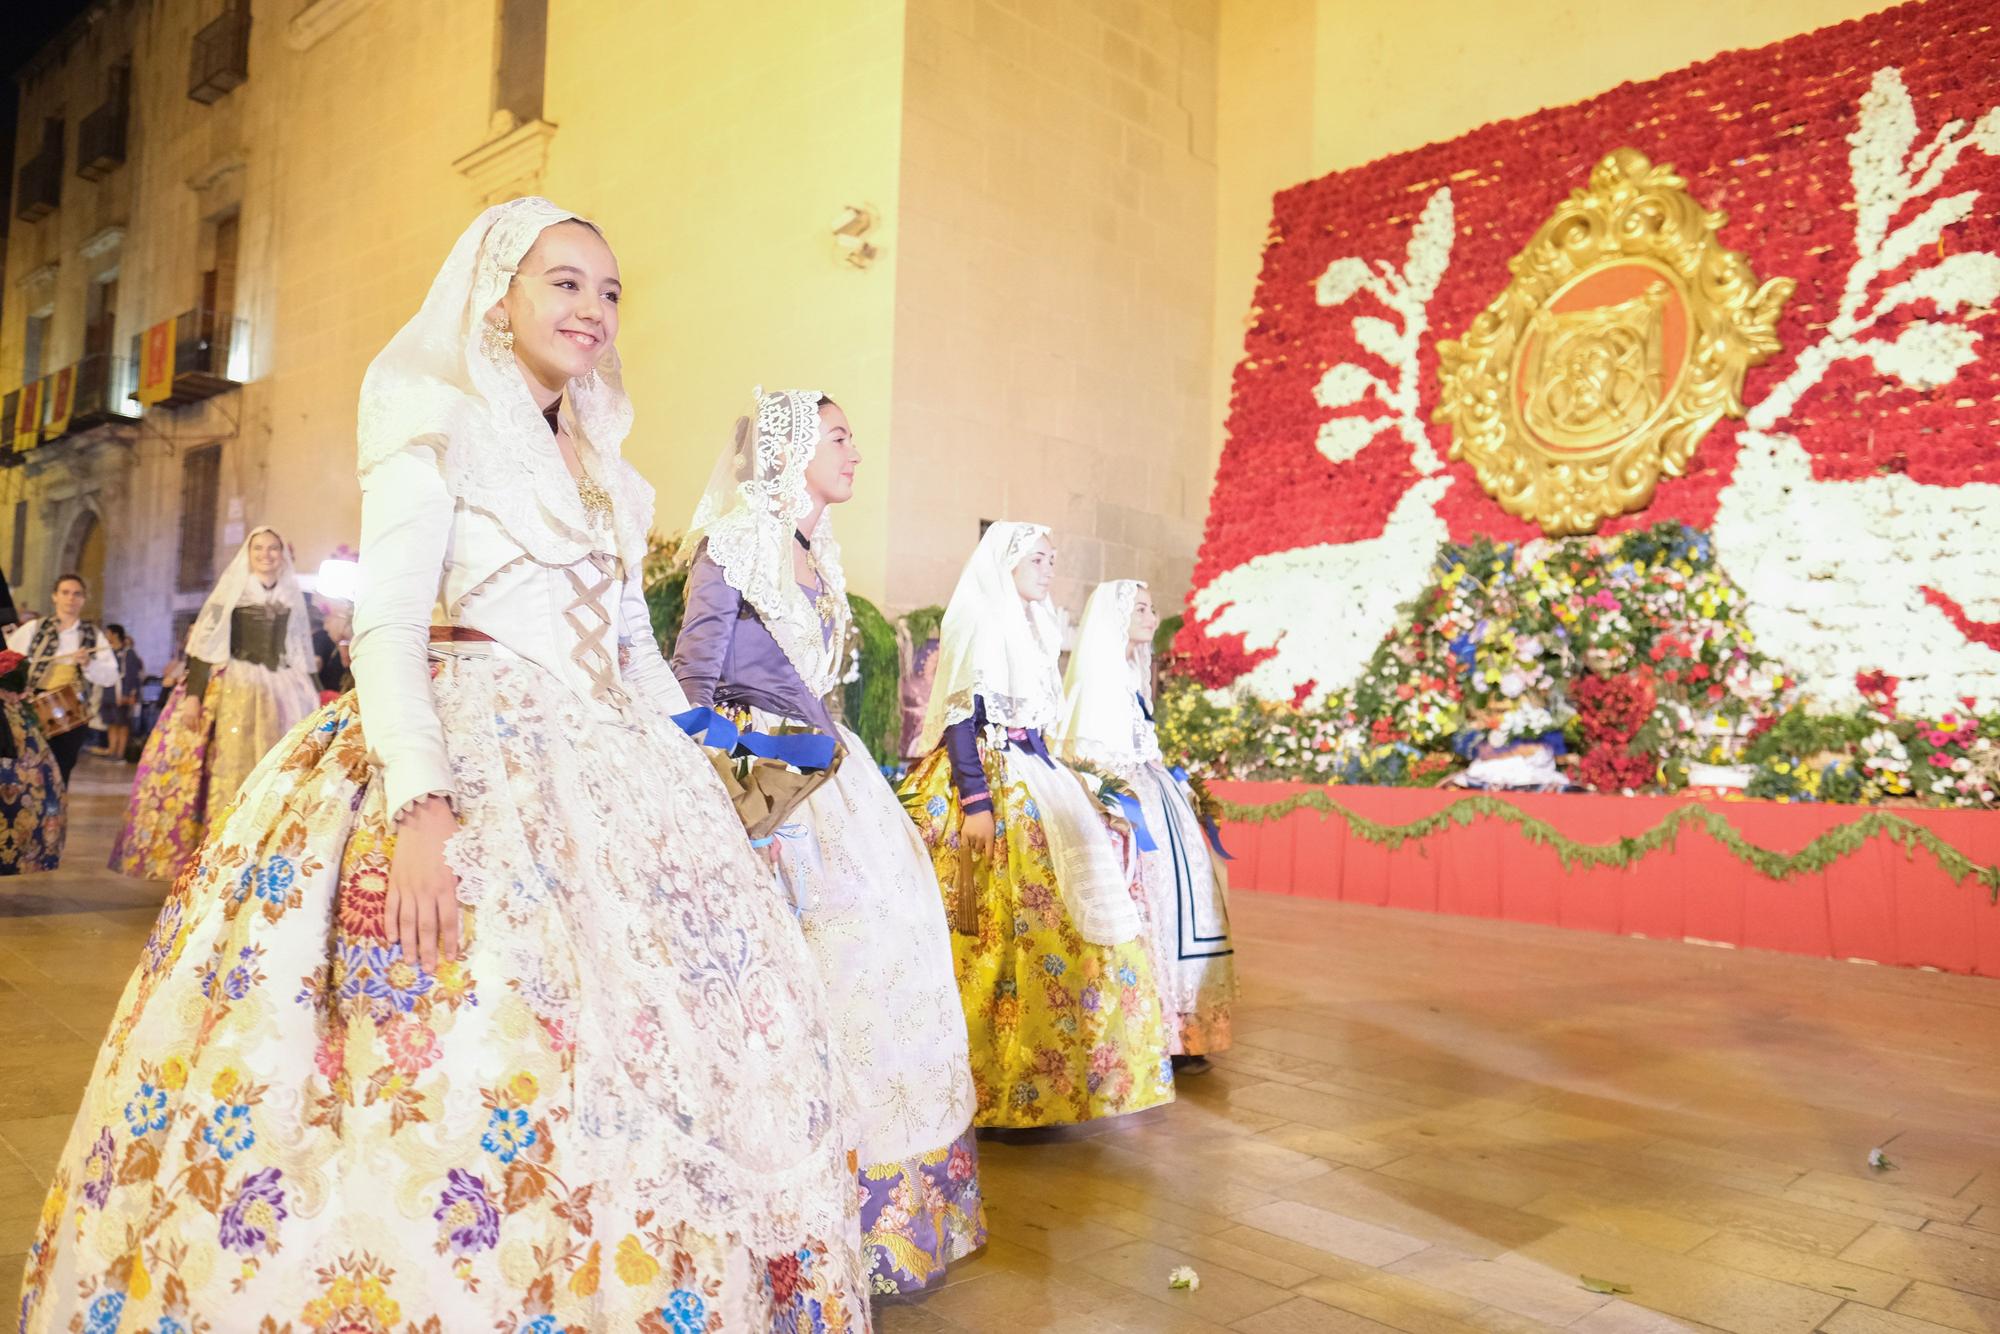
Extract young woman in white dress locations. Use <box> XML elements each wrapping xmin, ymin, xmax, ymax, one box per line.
<box><xmin>18</xmin><ymin>198</ymin><xmax>869</xmax><ymax>1332</ymax></box>
<box><xmin>1058</xmin><ymin>579</ymin><xmax>1237</xmax><ymax>1067</ymax></box>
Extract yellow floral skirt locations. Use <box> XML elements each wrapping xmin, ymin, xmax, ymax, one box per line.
<box><xmin>900</xmin><ymin>746</ymin><xmax>1173</xmax><ymax>1128</ymax></box>
<box><xmin>20</xmin><ymin>655</ymin><xmax>868</xmax><ymax>1332</ymax></box>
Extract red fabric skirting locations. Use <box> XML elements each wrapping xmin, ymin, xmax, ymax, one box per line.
<box><xmin>1212</xmin><ymin>781</ymin><xmax>2000</xmax><ymax>979</ymax></box>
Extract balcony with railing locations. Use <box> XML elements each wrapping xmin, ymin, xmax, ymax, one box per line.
<box><xmin>130</xmin><ymin>309</ymin><xmax>251</xmax><ymax>407</ymax></box>
<box><xmin>14</xmin><ymin>127</ymin><xmax>62</xmax><ymax>222</ymax></box>
<box><xmin>0</xmin><ymin>357</ymin><xmax>140</xmax><ymax>462</ymax></box>
<box><xmin>69</xmin><ymin>355</ymin><xmax>141</xmax><ymax>428</ymax></box>
<box><xmin>188</xmin><ymin>7</ymin><xmax>251</xmax><ymax>104</ymax></box>
<box><xmin>76</xmin><ymin>74</ymin><xmax>130</xmax><ymax>181</ymax></box>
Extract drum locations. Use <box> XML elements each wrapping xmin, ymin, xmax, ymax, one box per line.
<box><xmin>31</xmin><ymin>682</ymin><xmax>86</xmax><ymax>738</ymax></box>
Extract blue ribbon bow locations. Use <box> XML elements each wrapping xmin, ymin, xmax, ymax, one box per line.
<box><xmin>1109</xmin><ymin>790</ymin><xmax>1158</xmax><ymax>853</ymax></box>
<box><xmin>672</xmin><ymin>707</ymin><xmax>838</xmax><ymax>772</ymax></box>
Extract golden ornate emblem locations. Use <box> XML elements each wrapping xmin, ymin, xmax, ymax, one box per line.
<box><xmin>1434</xmin><ymin>149</ymin><xmax>1794</xmax><ymax>535</ymax></box>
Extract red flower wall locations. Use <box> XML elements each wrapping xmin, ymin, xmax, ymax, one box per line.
<box><xmin>1181</xmin><ymin>0</ymin><xmax>2000</xmax><ymax>685</ymax></box>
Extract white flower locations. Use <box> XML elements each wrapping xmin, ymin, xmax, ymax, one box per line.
<box><xmin>1168</xmin><ymin>1265</ymin><xmax>1201</xmax><ymax>1291</ymax></box>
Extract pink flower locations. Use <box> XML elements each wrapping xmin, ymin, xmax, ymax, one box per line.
<box><xmin>384</xmin><ymin>1019</ymin><xmax>440</xmax><ymax>1076</ymax></box>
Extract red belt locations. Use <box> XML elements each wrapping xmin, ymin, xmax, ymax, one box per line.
<box><xmin>429</xmin><ymin>626</ymin><xmax>496</xmax><ymax>644</ymax></box>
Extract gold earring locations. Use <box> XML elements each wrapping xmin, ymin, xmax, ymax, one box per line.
<box><xmin>481</xmin><ymin>315</ymin><xmax>515</xmax><ymax>366</ymax></box>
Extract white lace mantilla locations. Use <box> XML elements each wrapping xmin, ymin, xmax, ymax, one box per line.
<box><xmin>681</xmin><ymin>387</ymin><xmax>848</xmax><ymax>697</ymax></box>
<box><xmin>357</xmin><ymin>197</ymin><xmax>652</xmax><ymax>572</ymax></box>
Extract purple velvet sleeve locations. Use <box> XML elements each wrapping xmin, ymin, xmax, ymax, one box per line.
<box><xmin>669</xmin><ymin>551</ymin><xmax>738</xmax><ymax>710</ymax></box>
<box><xmin>944</xmin><ymin>696</ymin><xmax>992</xmax><ymax>814</ymax></box>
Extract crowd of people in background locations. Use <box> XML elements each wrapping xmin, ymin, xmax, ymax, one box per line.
<box><xmin>0</xmin><ymin>552</ymin><xmax>357</xmax><ymax>879</ymax></box>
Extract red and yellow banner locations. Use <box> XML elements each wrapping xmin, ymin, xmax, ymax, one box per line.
<box><xmin>43</xmin><ymin>366</ymin><xmax>73</xmax><ymax>439</ymax></box>
<box><xmin>13</xmin><ymin>379</ymin><xmax>42</xmax><ymax>452</ymax></box>
<box><xmin>136</xmin><ymin>316</ymin><xmax>177</xmax><ymax>406</ymax></box>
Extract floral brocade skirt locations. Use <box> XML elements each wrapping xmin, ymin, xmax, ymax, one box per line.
<box><xmin>0</xmin><ymin>693</ymin><xmax>65</xmax><ymax>874</ymax></box>
<box><xmin>20</xmin><ymin>652</ymin><xmax>869</xmax><ymax>1333</ymax></box>
<box><xmin>755</xmin><ymin>715</ymin><xmax>985</xmax><ymax>1296</ymax></box>
<box><xmin>900</xmin><ymin>747</ymin><xmax>1173</xmax><ymax>1129</ymax></box>
<box><xmin>110</xmin><ymin>663</ymin><xmax>321</xmax><ymax>883</ymax></box>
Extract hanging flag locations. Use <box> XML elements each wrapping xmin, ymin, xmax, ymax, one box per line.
<box><xmin>14</xmin><ymin>379</ymin><xmax>42</xmax><ymax>451</ymax></box>
<box><xmin>136</xmin><ymin>317</ymin><xmax>177</xmax><ymax>406</ymax></box>
<box><xmin>43</xmin><ymin>366</ymin><xmax>74</xmax><ymax>439</ymax></box>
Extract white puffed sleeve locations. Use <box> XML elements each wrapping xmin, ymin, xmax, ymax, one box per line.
<box><xmin>617</xmin><ymin>567</ymin><xmax>690</xmax><ymax>717</ymax></box>
<box><xmin>349</xmin><ymin>443</ymin><xmax>455</xmax><ymax>819</ymax></box>
<box><xmin>83</xmin><ymin>636</ymin><xmax>121</xmax><ymax>687</ymax></box>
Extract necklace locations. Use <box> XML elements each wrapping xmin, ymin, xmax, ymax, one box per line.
<box><xmin>574</xmin><ymin>472</ymin><xmax>614</xmax><ymax>525</ymax></box>
<box><xmin>796</xmin><ymin>531</ymin><xmax>843</xmax><ymax>629</ymax></box>
<box><xmin>544</xmin><ymin>395</ymin><xmax>612</xmax><ymax>525</ymax></box>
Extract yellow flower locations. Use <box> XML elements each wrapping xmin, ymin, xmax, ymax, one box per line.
<box><xmin>159</xmin><ymin>1056</ymin><xmax>189</xmax><ymax>1091</ymax></box>
<box><xmin>1773</xmin><ymin>762</ymin><xmax>1791</xmax><ymax>775</ymax></box>
<box><xmin>211</xmin><ymin>1067</ymin><xmax>242</xmax><ymax>1101</ymax></box>
<box><xmin>509</xmin><ymin>1072</ymin><xmax>540</xmax><ymax>1105</ymax></box>
<box><xmin>570</xmin><ymin>1242</ymin><xmax>602</xmax><ymax>1297</ymax></box>
<box><xmin>615</xmin><ymin>1233</ymin><xmax>661</xmax><ymax>1286</ymax></box>
<box><xmin>39</xmin><ymin>1183</ymin><xmax>66</xmax><ymax>1233</ymax></box>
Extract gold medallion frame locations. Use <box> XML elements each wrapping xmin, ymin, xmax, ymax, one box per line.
<box><xmin>1434</xmin><ymin>149</ymin><xmax>1794</xmax><ymax>535</ymax></box>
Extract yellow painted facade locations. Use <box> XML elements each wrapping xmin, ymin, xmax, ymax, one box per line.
<box><xmin>1</xmin><ymin>0</ymin><xmax>1907</xmax><ymax>666</ymax></box>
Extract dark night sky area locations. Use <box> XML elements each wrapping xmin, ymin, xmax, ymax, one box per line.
<box><xmin>2</xmin><ymin>0</ymin><xmax>100</xmax><ymax>190</ymax></box>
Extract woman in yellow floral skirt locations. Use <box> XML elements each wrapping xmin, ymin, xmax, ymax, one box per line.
<box><xmin>901</xmin><ymin>521</ymin><xmax>1172</xmax><ymax>1128</ymax></box>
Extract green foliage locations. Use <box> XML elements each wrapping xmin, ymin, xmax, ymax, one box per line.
<box><xmin>1742</xmin><ymin>705</ymin><xmax>1876</xmax><ymax>766</ymax></box>
<box><xmin>900</xmin><ymin>604</ymin><xmax>945</xmax><ymax>649</ymax></box>
<box><xmin>842</xmin><ymin>593</ymin><xmax>900</xmax><ymax>764</ymax></box>
<box><xmin>1217</xmin><ymin>790</ymin><xmax>1998</xmax><ymax>897</ymax></box>
<box><xmin>644</xmin><ymin>532</ymin><xmax>690</xmax><ymax>651</ymax></box>
<box><xmin>1154</xmin><ymin>613</ymin><xmax>1183</xmax><ymax>660</ymax></box>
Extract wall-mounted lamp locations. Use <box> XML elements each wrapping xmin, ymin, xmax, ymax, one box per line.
<box><xmin>832</xmin><ymin>204</ymin><xmax>880</xmax><ymax>269</ymax></box>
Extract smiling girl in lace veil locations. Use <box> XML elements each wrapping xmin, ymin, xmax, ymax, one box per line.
<box><xmin>1057</xmin><ymin>579</ymin><xmax>1238</xmax><ymax>1068</ymax></box>
<box><xmin>898</xmin><ymin>521</ymin><xmax>1174</xmax><ymax>1127</ymax></box>
<box><xmin>17</xmin><ymin>198</ymin><xmax>868</xmax><ymax>1333</ymax></box>
<box><xmin>673</xmin><ymin>387</ymin><xmax>986</xmax><ymax>1295</ymax></box>
<box><xmin>109</xmin><ymin>526</ymin><xmax>320</xmax><ymax>881</ymax></box>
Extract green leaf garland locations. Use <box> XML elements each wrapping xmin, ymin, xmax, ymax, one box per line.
<box><xmin>1214</xmin><ymin>791</ymin><xmax>1999</xmax><ymax>900</ymax></box>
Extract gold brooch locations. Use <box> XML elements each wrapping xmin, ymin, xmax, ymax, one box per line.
<box><xmin>1434</xmin><ymin>149</ymin><xmax>1794</xmax><ymax>535</ymax></box>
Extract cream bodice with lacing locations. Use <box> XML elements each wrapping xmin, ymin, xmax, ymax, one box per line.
<box><xmin>349</xmin><ymin>440</ymin><xmax>687</xmax><ymax>820</ymax></box>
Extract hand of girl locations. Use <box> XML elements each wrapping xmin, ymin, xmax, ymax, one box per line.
<box><xmin>962</xmin><ymin>808</ymin><xmax>995</xmax><ymax>861</ymax></box>
<box><xmin>386</xmin><ymin>795</ymin><xmax>462</xmax><ymax>971</ymax></box>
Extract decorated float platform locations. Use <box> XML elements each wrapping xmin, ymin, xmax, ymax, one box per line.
<box><xmin>1155</xmin><ymin>0</ymin><xmax>2000</xmax><ymax>981</ymax></box>
<box><xmin>1210</xmin><ymin>781</ymin><xmax>2000</xmax><ymax>978</ymax></box>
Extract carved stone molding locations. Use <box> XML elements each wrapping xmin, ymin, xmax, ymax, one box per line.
<box><xmin>287</xmin><ymin>0</ymin><xmax>381</xmax><ymax>51</ymax></box>
<box><xmin>453</xmin><ymin>117</ymin><xmax>558</xmax><ymax>206</ymax></box>
<box><xmin>79</xmin><ymin>225</ymin><xmax>126</xmax><ymax>260</ymax></box>
<box><xmin>186</xmin><ymin>152</ymin><xmax>247</xmax><ymax>195</ymax></box>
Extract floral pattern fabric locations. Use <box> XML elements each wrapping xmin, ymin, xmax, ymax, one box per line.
<box><xmin>19</xmin><ymin>655</ymin><xmax>869</xmax><ymax>1332</ymax></box>
<box><xmin>764</xmin><ymin>716</ymin><xmax>977</xmax><ymax>1164</ymax></box>
<box><xmin>859</xmin><ymin>1130</ymin><xmax>986</xmax><ymax>1296</ymax></box>
<box><xmin>900</xmin><ymin>745</ymin><xmax>1173</xmax><ymax>1128</ymax></box>
<box><xmin>108</xmin><ymin>680</ymin><xmax>212</xmax><ymax>880</ymax></box>
<box><xmin>0</xmin><ymin>692</ymin><xmax>64</xmax><ymax>874</ymax></box>
<box><xmin>205</xmin><ymin>659</ymin><xmax>321</xmax><ymax>814</ymax></box>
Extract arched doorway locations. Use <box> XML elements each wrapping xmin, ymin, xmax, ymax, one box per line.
<box><xmin>61</xmin><ymin>509</ymin><xmax>107</xmax><ymax>620</ymax></box>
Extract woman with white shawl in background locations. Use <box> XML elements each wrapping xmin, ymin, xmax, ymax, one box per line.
<box><xmin>19</xmin><ymin>198</ymin><xmax>867</xmax><ymax>1332</ymax></box>
<box><xmin>109</xmin><ymin>526</ymin><xmax>320</xmax><ymax>879</ymax></box>
<box><xmin>899</xmin><ymin>522</ymin><xmax>1172</xmax><ymax>1127</ymax></box>
<box><xmin>1057</xmin><ymin>579</ymin><xmax>1237</xmax><ymax>1069</ymax></box>
<box><xmin>671</xmin><ymin>386</ymin><xmax>984</xmax><ymax>1296</ymax></box>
